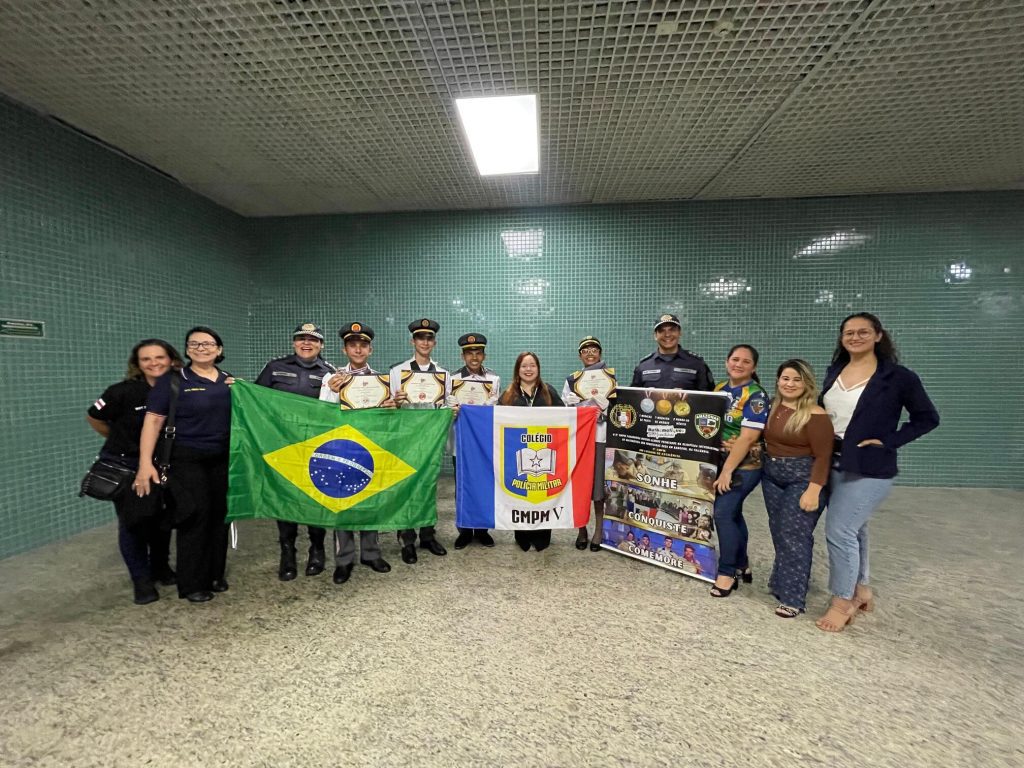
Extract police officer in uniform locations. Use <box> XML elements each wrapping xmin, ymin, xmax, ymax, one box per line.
<box><xmin>319</xmin><ymin>322</ymin><xmax>394</xmax><ymax>584</ymax></box>
<box><xmin>389</xmin><ymin>318</ymin><xmax>451</xmax><ymax>564</ymax></box>
<box><xmin>449</xmin><ymin>332</ymin><xmax>501</xmax><ymax>550</ymax></box>
<box><xmin>630</xmin><ymin>314</ymin><xmax>715</xmax><ymax>391</ymax></box>
<box><xmin>255</xmin><ymin>323</ymin><xmax>336</xmax><ymax>580</ymax></box>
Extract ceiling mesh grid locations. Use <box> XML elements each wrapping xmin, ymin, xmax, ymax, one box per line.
<box><xmin>0</xmin><ymin>0</ymin><xmax>1020</xmax><ymax>215</ymax></box>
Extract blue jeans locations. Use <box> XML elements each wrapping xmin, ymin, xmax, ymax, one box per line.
<box><xmin>825</xmin><ymin>470</ymin><xmax>894</xmax><ymax>599</ymax></box>
<box><xmin>713</xmin><ymin>467</ymin><xmax>762</xmax><ymax>578</ymax></box>
<box><xmin>762</xmin><ymin>456</ymin><xmax>826</xmax><ymax>611</ymax></box>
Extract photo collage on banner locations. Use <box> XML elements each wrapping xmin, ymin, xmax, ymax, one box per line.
<box><xmin>600</xmin><ymin>387</ymin><xmax>729</xmax><ymax>581</ymax></box>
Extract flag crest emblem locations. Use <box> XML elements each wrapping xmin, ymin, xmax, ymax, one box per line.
<box><xmin>501</xmin><ymin>425</ymin><xmax>570</xmax><ymax>503</ymax></box>
<box><xmin>263</xmin><ymin>424</ymin><xmax>414</xmax><ymax>513</ymax></box>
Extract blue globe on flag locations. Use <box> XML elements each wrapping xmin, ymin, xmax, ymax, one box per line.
<box><xmin>308</xmin><ymin>439</ymin><xmax>375</xmax><ymax>498</ymax></box>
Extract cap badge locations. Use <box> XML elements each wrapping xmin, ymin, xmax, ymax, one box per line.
<box><xmin>421</xmin><ymin>319</ymin><xmax>430</xmax><ymax>328</ymax></box>
<box><xmin>302</xmin><ymin>323</ymin><xmax>316</xmax><ymax>332</ymax></box>
<box><xmin>467</xmin><ymin>335</ymin><xmax>476</xmax><ymax>343</ymax></box>
<box><xmin>351</xmin><ymin>323</ymin><xmax>362</xmax><ymax>332</ymax></box>
<box><xmin>660</xmin><ymin>314</ymin><xmax>672</xmax><ymax>323</ymax></box>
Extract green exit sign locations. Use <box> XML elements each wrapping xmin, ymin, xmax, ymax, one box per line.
<box><xmin>0</xmin><ymin>319</ymin><xmax>46</xmax><ymax>338</ymax></box>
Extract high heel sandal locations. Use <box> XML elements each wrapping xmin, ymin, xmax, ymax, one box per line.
<box><xmin>709</xmin><ymin>577</ymin><xmax>739</xmax><ymax>598</ymax></box>
<box><xmin>574</xmin><ymin>531</ymin><xmax>589</xmax><ymax>551</ymax></box>
<box><xmin>854</xmin><ymin>586</ymin><xmax>875</xmax><ymax>613</ymax></box>
<box><xmin>736</xmin><ymin>568</ymin><xmax>753</xmax><ymax>584</ymax></box>
<box><xmin>815</xmin><ymin>597</ymin><xmax>858</xmax><ymax>632</ymax></box>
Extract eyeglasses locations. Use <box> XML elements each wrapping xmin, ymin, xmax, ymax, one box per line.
<box><xmin>187</xmin><ymin>341</ymin><xmax>219</xmax><ymax>350</ymax></box>
<box><xmin>842</xmin><ymin>329</ymin><xmax>875</xmax><ymax>339</ymax></box>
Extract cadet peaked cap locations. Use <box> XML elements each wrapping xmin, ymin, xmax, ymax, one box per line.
<box><xmin>339</xmin><ymin>322</ymin><xmax>374</xmax><ymax>342</ymax></box>
<box><xmin>653</xmin><ymin>313</ymin><xmax>681</xmax><ymax>331</ymax></box>
<box><xmin>458</xmin><ymin>333</ymin><xmax>487</xmax><ymax>350</ymax></box>
<box><xmin>293</xmin><ymin>323</ymin><xmax>325</xmax><ymax>340</ymax></box>
<box><xmin>578</xmin><ymin>335</ymin><xmax>602</xmax><ymax>352</ymax></box>
<box><xmin>409</xmin><ymin>318</ymin><xmax>440</xmax><ymax>336</ymax></box>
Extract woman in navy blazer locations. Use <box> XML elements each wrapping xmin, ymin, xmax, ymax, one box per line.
<box><xmin>816</xmin><ymin>313</ymin><xmax>939</xmax><ymax>631</ymax></box>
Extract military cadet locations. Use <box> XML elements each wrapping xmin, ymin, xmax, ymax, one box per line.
<box><xmin>630</xmin><ymin>313</ymin><xmax>715</xmax><ymax>391</ymax></box>
<box><xmin>389</xmin><ymin>318</ymin><xmax>451</xmax><ymax>564</ymax></box>
<box><xmin>319</xmin><ymin>322</ymin><xmax>395</xmax><ymax>584</ymax></box>
<box><xmin>255</xmin><ymin>323</ymin><xmax>335</xmax><ymax>581</ymax></box>
<box><xmin>448</xmin><ymin>332</ymin><xmax>501</xmax><ymax>550</ymax></box>
<box><xmin>561</xmin><ymin>336</ymin><xmax>615</xmax><ymax>552</ymax></box>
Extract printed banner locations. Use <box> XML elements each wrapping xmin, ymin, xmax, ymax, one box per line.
<box><xmin>227</xmin><ymin>381</ymin><xmax>451</xmax><ymax>530</ymax></box>
<box><xmin>598</xmin><ymin>387</ymin><xmax>728</xmax><ymax>581</ymax></box>
<box><xmin>454</xmin><ymin>405</ymin><xmax>598</xmax><ymax>530</ymax></box>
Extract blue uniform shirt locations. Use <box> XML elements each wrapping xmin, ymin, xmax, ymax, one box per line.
<box><xmin>255</xmin><ymin>354</ymin><xmax>335</xmax><ymax>399</ymax></box>
<box><xmin>630</xmin><ymin>348</ymin><xmax>715</xmax><ymax>391</ymax></box>
<box><xmin>147</xmin><ymin>367</ymin><xmax>232</xmax><ymax>453</ymax></box>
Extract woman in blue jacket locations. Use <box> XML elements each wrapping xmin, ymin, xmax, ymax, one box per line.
<box><xmin>816</xmin><ymin>313</ymin><xmax>939</xmax><ymax>632</ymax></box>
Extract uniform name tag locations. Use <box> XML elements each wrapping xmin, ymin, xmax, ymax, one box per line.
<box><xmin>673</xmin><ymin>367</ymin><xmax>697</xmax><ymax>374</ymax></box>
<box><xmin>309</xmin><ymin>375</ymin><xmax>323</xmax><ymax>381</ymax></box>
<box><xmin>272</xmin><ymin>371</ymin><xmax>298</xmax><ymax>378</ymax></box>
<box><xmin>642</xmin><ymin>369</ymin><xmax>660</xmax><ymax>375</ymax></box>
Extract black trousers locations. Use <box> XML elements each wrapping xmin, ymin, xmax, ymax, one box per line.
<box><xmin>514</xmin><ymin>530</ymin><xmax>552</xmax><ymax>551</ymax></box>
<box><xmin>277</xmin><ymin>521</ymin><xmax>326</xmax><ymax>547</ymax></box>
<box><xmin>170</xmin><ymin>446</ymin><xmax>229</xmax><ymax>597</ymax></box>
<box><xmin>399</xmin><ymin>526</ymin><xmax>436</xmax><ymax>545</ymax></box>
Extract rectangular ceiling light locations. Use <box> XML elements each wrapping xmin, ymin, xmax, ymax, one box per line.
<box><xmin>455</xmin><ymin>95</ymin><xmax>539</xmax><ymax>176</ymax></box>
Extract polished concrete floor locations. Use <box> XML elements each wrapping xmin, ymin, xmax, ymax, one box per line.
<box><xmin>1</xmin><ymin>481</ymin><xmax>1022</xmax><ymax>768</ymax></box>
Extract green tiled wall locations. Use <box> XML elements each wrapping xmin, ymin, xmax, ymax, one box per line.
<box><xmin>3</xmin><ymin>95</ymin><xmax>1022</xmax><ymax>559</ymax></box>
<box><xmin>250</xmin><ymin>194</ymin><xmax>1023</xmax><ymax>490</ymax></box>
<box><xmin>0</xmin><ymin>98</ymin><xmax>252</xmax><ymax>558</ymax></box>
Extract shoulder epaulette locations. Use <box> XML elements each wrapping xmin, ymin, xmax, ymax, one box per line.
<box><xmin>637</xmin><ymin>352</ymin><xmax>656</xmax><ymax>363</ymax></box>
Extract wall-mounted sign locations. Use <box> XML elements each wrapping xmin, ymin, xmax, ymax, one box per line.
<box><xmin>0</xmin><ymin>319</ymin><xmax>46</xmax><ymax>338</ymax></box>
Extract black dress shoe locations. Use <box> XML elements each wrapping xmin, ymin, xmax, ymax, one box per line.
<box><xmin>279</xmin><ymin>544</ymin><xmax>298</xmax><ymax>582</ymax></box>
<box><xmin>475</xmin><ymin>530</ymin><xmax>495</xmax><ymax>547</ymax></box>
<box><xmin>361</xmin><ymin>557</ymin><xmax>392</xmax><ymax>573</ymax></box>
<box><xmin>332</xmin><ymin>564</ymin><xmax>353</xmax><ymax>584</ymax></box>
<box><xmin>575</xmin><ymin>537</ymin><xmax>588</xmax><ymax>551</ymax></box>
<box><xmin>420</xmin><ymin>539</ymin><xmax>447</xmax><ymax>556</ymax></box>
<box><xmin>305</xmin><ymin>547</ymin><xmax>326</xmax><ymax>577</ymax></box>
<box><xmin>152</xmin><ymin>567</ymin><xmax>177</xmax><ymax>586</ymax></box>
<box><xmin>133</xmin><ymin>579</ymin><xmax>159</xmax><ymax>605</ymax></box>
<box><xmin>184</xmin><ymin>591</ymin><xmax>214</xmax><ymax>603</ymax></box>
<box><xmin>454</xmin><ymin>531</ymin><xmax>474</xmax><ymax>549</ymax></box>
<box><xmin>401</xmin><ymin>545</ymin><xmax>418</xmax><ymax>564</ymax></box>
<box><xmin>589</xmin><ymin>541</ymin><xmax>602</xmax><ymax>552</ymax></box>
<box><xmin>211</xmin><ymin>579</ymin><xmax>229</xmax><ymax>593</ymax></box>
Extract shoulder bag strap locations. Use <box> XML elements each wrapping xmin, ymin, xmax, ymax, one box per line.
<box><xmin>155</xmin><ymin>374</ymin><xmax>181</xmax><ymax>476</ymax></box>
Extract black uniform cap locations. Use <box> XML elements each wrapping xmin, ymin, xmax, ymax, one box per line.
<box><xmin>409</xmin><ymin>318</ymin><xmax>440</xmax><ymax>337</ymax></box>
<box><xmin>293</xmin><ymin>323</ymin><xmax>325</xmax><ymax>340</ymax></box>
<box><xmin>339</xmin><ymin>322</ymin><xmax>374</xmax><ymax>342</ymax></box>
<box><xmin>458</xmin><ymin>333</ymin><xmax>487</xmax><ymax>350</ymax></box>
<box><xmin>578</xmin><ymin>335</ymin><xmax>602</xmax><ymax>352</ymax></box>
<box><xmin>654</xmin><ymin>313</ymin><xmax>681</xmax><ymax>331</ymax></box>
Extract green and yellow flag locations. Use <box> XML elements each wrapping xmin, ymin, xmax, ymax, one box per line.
<box><xmin>227</xmin><ymin>381</ymin><xmax>452</xmax><ymax>530</ymax></box>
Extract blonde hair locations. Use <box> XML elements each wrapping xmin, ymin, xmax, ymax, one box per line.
<box><xmin>772</xmin><ymin>359</ymin><xmax>820</xmax><ymax>434</ymax></box>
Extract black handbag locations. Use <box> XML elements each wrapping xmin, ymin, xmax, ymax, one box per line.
<box><xmin>79</xmin><ymin>458</ymin><xmax>135</xmax><ymax>501</ymax></box>
<box><xmin>154</xmin><ymin>374</ymin><xmax>181</xmax><ymax>484</ymax></box>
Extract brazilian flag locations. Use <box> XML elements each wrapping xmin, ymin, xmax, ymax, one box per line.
<box><xmin>227</xmin><ymin>381</ymin><xmax>452</xmax><ymax>530</ymax></box>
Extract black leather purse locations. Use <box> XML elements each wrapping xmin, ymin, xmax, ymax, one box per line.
<box><xmin>79</xmin><ymin>458</ymin><xmax>135</xmax><ymax>500</ymax></box>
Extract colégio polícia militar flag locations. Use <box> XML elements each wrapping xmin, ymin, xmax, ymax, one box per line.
<box><xmin>455</xmin><ymin>405</ymin><xmax>598</xmax><ymax>530</ymax></box>
<box><xmin>227</xmin><ymin>381</ymin><xmax>452</xmax><ymax>530</ymax></box>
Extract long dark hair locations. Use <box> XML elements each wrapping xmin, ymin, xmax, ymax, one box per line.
<box><xmin>185</xmin><ymin>325</ymin><xmax>226</xmax><ymax>364</ymax></box>
<box><xmin>726</xmin><ymin>344</ymin><xmax>761</xmax><ymax>384</ymax></box>
<box><xmin>500</xmin><ymin>351</ymin><xmax>553</xmax><ymax>405</ymax></box>
<box><xmin>125</xmin><ymin>338</ymin><xmax>184</xmax><ymax>380</ymax></box>
<box><xmin>831</xmin><ymin>312</ymin><xmax>898</xmax><ymax>365</ymax></box>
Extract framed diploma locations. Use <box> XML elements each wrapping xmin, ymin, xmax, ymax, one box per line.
<box><xmin>338</xmin><ymin>374</ymin><xmax>391</xmax><ymax>410</ymax></box>
<box><xmin>572</xmin><ymin>368</ymin><xmax>616</xmax><ymax>402</ymax></box>
<box><xmin>451</xmin><ymin>379</ymin><xmax>492</xmax><ymax>405</ymax></box>
<box><xmin>400</xmin><ymin>370</ymin><xmax>446</xmax><ymax>406</ymax></box>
